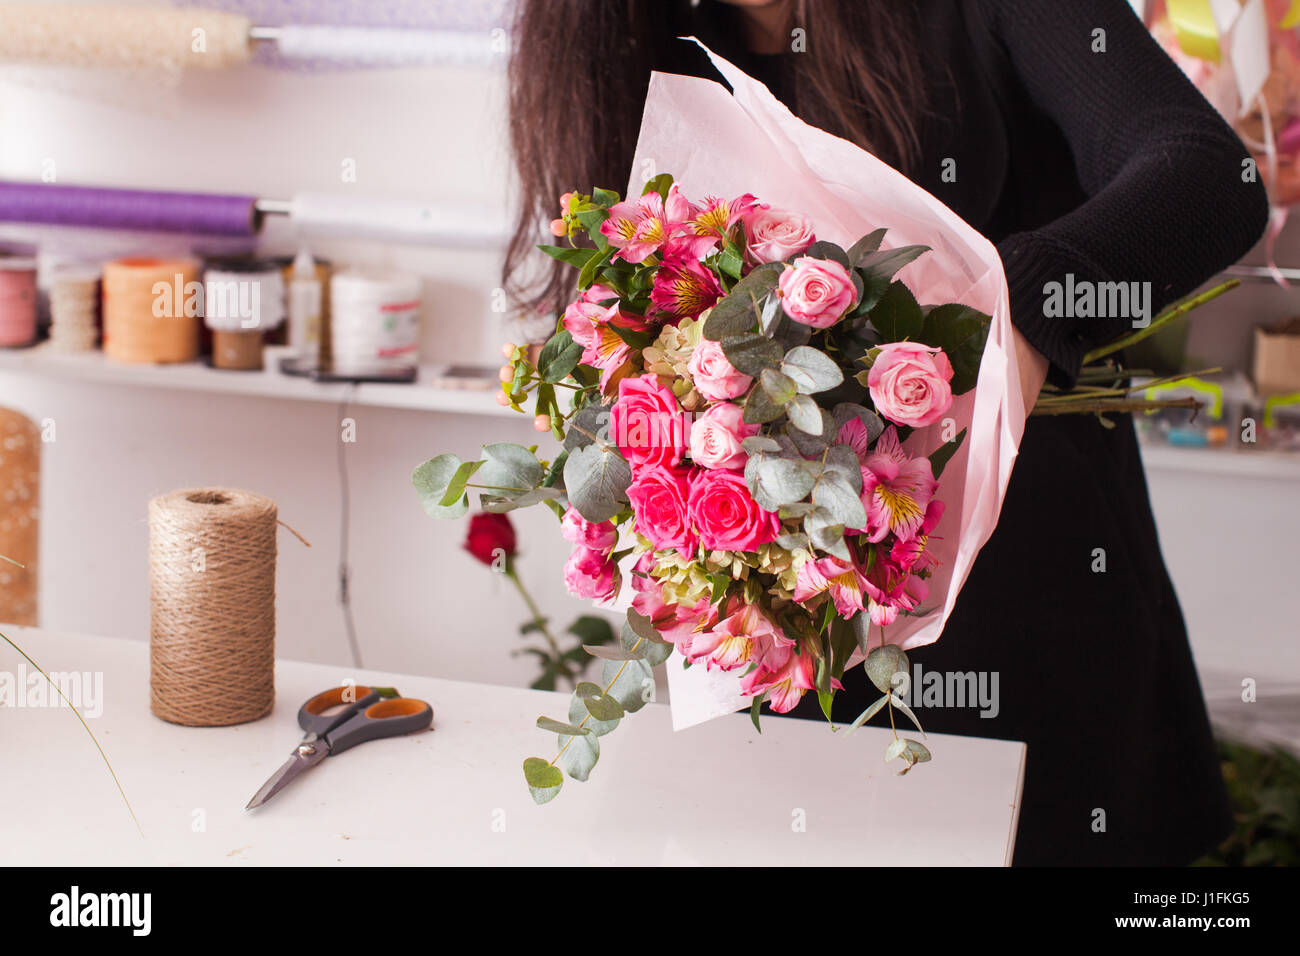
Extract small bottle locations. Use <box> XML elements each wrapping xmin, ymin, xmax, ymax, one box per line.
<box><xmin>288</xmin><ymin>247</ymin><xmax>322</xmax><ymax>363</ymax></box>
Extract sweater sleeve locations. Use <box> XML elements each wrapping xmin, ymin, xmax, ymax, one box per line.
<box><xmin>982</xmin><ymin>0</ymin><xmax>1269</xmax><ymax>387</ymax></box>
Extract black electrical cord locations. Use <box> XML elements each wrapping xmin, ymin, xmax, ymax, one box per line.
<box><xmin>337</xmin><ymin>383</ymin><xmax>363</xmax><ymax>669</ymax></box>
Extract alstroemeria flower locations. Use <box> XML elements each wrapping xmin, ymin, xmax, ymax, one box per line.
<box><xmin>740</xmin><ymin>644</ymin><xmax>826</xmax><ymax>714</ymax></box>
<box><xmin>794</xmin><ymin>554</ymin><xmax>875</xmax><ymax>618</ymax></box>
<box><xmin>600</xmin><ymin>185</ymin><xmax>694</xmax><ymax>264</ymax></box>
<box><xmin>862</xmin><ymin>552</ymin><xmax>929</xmax><ymax>627</ymax></box>
<box><xmin>650</xmin><ymin>246</ymin><xmax>724</xmax><ymax>319</ymax></box>
<box><xmin>888</xmin><ymin>499</ymin><xmax>945</xmax><ymax>574</ymax></box>
<box><xmin>679</xmin><ymin>193</ymin><xmax>765</xmax><ymax>257</ymax></box>
<box><xmin>860</xmin><ymin>427</ymin><xmax>938</xmax><ymax>544</ymax></box>
<box><xmin>687</xmin><ymin>599</ymin><xmax>786</xmax><ymax>671</ymax></box>
<box><xmin>630</xmin><ymin>560</ymin><xmax>713</xmax><ymax>656</ymax></box>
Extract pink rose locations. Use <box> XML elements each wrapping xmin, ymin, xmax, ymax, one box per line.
<box><xmin>560</xmin><ymin>506</ymin><xmax>618</xmax><ymax>551</ymax></box>
<box><xmin>778</xmin><ymin>257</ymin><xmax>857</xmax><ymax>329</ymax></box>
<box><xmin>743</xmin><ymin>207</ymin><xmax>816</xmax><ymax>263</ymax></box>
<box><xmin>687</xmin><ymin>339</ymin><xmax>752</xmax><ymax>402</ymax></box>
<box><xmin>611</xmin><ymin>373</ymin><xmax>688</xmax><ymax>471</ymax></box>
<box><xmin>867</xmin><ymin>342</ymin><xmax>955</xmax><ymax>428</ymax></box>
<box><xmin>626</xmin><ymin>464</ymin><xmax>696</xmax><ymax>555</ymax></box>
<box><xmin>689</xmin><ymin>402</ymin><xmax>758</xmax><ymax>470</ymax></box>
<box><xmin>687</xmin><ymin>468</ymin><xmax>780</xmax><ymax>552</ymax></box>
<box><xmin>563</xmin><ymin>545</ymin><xmax>620</xmax><ymax>602</ymax></box>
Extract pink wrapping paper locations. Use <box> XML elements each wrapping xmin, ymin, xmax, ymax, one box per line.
<box><xmin>635</xmin><ymin>44</ymin><xmax>1029</xmax><ymax>731</ymax></box>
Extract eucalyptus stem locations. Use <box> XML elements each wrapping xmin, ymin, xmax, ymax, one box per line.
<box><xmin>1031</xmin><ymin>397</ymin><xmax>1201</xmax><ymax>416</ymax></box>
<box><xmin>1081</xmin><ymin>280</ymin><xmax>1239</xmax><ymax>365</ymax></box>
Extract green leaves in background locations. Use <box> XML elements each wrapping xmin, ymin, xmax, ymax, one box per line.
<box><xmin>703</xmin><ymin>262</ymin><xmax>782</xmax><ymax>340</ymax></box>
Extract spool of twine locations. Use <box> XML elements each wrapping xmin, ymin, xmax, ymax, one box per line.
<box><xmin>47</xmin><ymin>264</ymin><xmax>101</xmax><ymax>353</ymax></box>
<box><xmin>0</xmin><ymin>407</ymin><xmax>39</xmax><ymax>625</ymax></box>
<box><xmin>103</xmin><ymin>257</ymin><xmax>199</xmax><ymax>364</ymax></box>
<box><xmin>149</xmin><ymin>488</ymin><xmax>276</xmax><ymax>727</ymax></box>
<box><xmin>211</xmin><ymin>328</ymin><xmax>264</xmax><ymax>370</ymax></box>
<box><xmin>0</xmin><ymin>259</ymin><xmax>38</xmax><ymax>348</ymax></box>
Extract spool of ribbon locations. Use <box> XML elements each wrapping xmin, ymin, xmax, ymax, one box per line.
<box><xmin>0</xmin><ymin>182</ymin><xmax>261</xmax><ymax>237</ymax></box>
<box><xmin>0</xmin><ymin>258</ymin><xmax>37</xmax><ymax>347</ymax></box>
<box><xmin>203</xmin><ymin>258</ymin><xmax>286</xmax><ymax>370</ymax></box>
<box><xmin>328</xmin><ymin>269</ymin><xmax>421</xmax><ymax>374</ymax></box>
<box><xmin>102</xmin><ymin>257</ymin><xmax>200</xmax><ymax>364</ymax></box>
<box><xmin>0</xmin><ymin>407</ymin><xmax>39</xmax><ymax>626</ymax></box>
<box><xmin>148</xmin><ymin>488</ymin><xmax>278</xmax><ymax>727</ymax></box>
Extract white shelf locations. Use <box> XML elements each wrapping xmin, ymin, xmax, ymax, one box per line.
<box><xmin>1139</xmin><ymin>439</ymin><xmax>1300</xmax><ymax>481</ymax></box>
<box><xmin>0</xmin><ymin>344</ymin><xmax>518</xmax><ymax>417</ymax></box>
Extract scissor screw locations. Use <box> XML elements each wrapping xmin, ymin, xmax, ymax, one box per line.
<box><xmin>298</xmin><ymin>743</ymin><xmax>318</xmax><ymax>756</ymax></box>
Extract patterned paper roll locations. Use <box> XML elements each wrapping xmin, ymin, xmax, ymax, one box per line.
<box><xmin>149</xmin><ymin>488</ymin><xmax>277</xmax><ymax>727</ymax></box>
<box><xmin>0</xmin><ymin>259</ymin><xmax>38</xmax><ymax>347</ymax></box>
<box><xmin>102</xmin><ymin>257</ymin><xmax>200</xmax><ymax>364</ymax></box>
<box><xmin>0</xmin><ymin>408</ymin><xmax>39</xmax><ymax>626</ymax></box>
<box><xmin>329</xmin><ymin>269</ymin><xmax>421</xmax><ymax>374</ymax></box>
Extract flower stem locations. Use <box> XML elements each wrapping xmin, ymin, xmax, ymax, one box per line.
<box><xmin>505</xmin><ymin>563</ymin><xmax>574</xmax><ymax>685</ymax></box>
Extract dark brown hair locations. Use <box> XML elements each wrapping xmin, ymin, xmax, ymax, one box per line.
<box><xmin>504</xmin><ymin>0</ymin><xmax>926</xmax><ymax>321</ymax></box>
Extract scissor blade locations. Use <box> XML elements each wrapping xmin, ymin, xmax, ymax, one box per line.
<box><xmin>245</xmin><ymin>745</ymin><xmax>328</xmax><ymax>810</ymax></box>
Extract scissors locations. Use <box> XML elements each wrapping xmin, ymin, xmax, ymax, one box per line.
<box><xmin>245</xmin><ymin>685</ymin><xmax>433</xmax><ymax>810</ymax></box>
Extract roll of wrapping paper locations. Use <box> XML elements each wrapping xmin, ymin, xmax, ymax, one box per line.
<box><xmin>103</xmin><ymin>257</ymin><xmax>200</xmax><ymax>363</ymax></box>
<box><xmin>0</xmin><ymin>407</ymin><xmax>39</xmax><ymax>626</ymax></box>
<box><xmin>0</xmin><ymin>259</ymin><xmax>37</xmax><ymax>347</ymax></box>
<box><xmin>149</xmin><ymin>488</ymin><xmax>276</xmax><ymax>727</ymax></box>
<box><xmin>0</xmin><ymin>182</ymin><xmax>261</xmax><ymax>237</ymax></box>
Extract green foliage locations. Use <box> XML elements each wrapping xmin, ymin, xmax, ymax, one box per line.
<box><xmin>1195</xmin><ymin>739</ymin><xmax>1300</xmax><ymax>867</ymax></box>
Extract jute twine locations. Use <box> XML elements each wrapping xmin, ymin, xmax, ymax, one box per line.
<box><xmin>0</xmin><ymin>407</ymin><xmax>39</xmax><ymax>625</ymax></box>
<box><xmin>149</xmin><ymin>488</ymin><xmax>276</xmax><ymax>726</ymax></box>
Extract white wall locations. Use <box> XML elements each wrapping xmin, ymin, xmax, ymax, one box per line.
<box><xmin>0</xmin><ymin>12</ymin><xmax>622</xmax><ymax>687</ymax></box>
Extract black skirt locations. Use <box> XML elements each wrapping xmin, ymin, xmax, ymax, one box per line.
<box><xmin>787</xmin><ymin>412</ymin><xmax>1232</xmax><ymax>866</ymax></box>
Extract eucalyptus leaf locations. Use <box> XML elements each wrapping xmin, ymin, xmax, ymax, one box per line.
<box><xmin>775</xmin><ymin>532</ymin><xmax>810</xmax><ymax>550</ymax></box>
<box><xmin>602</xmin><ymin>657</ymin><xmax>654</xmax><ymax>713</ymax></box>
<box><xmin>438</xmin><ymin>458</ymin><xmax>483</xmax><ymax>507</ymax></box>
<box><xmin>785</xmin><ymin>420</ymin><xmax>830</xmax><ymax>458</ymax></box>
<box><xmin>536</xmin><ymin>716</ymin><xmax>591</xmax><ymax>736</ymax></box>
<box><xmin>479</xmin><ymin>486</ymin><xmax>565</xmax><ymax>513</ymax></box>
<box><xmin>523</xmin><ymin>756</ymin><xmax>563</xmax><ymax>804</ymax></box>
<box><xmin>564</xmin><ymin>404</ymin><xmax>610</xmax><ymax>452</ymax></box>
<box><xmin>759</xmin><ymin>368</ymin><xmax>798</xmax><ymax>406</ymax></box>
<box><xmin>743</xmin><ymin>382</ymin><xmax>788</xmax><ymax>425</ymax></box>
<box><xmin>865</xmin><ymin>644</ymin><xmax>910</xmax><ymax>694</ymax></box>
<box><xmin>751</xmin><ymin>456</ymin><xmax>816</xmax><ymax>510</ymax></box>
<box><xmin>805</xmin><ymin>507</ymin><xmax>849</xmax><ymax>560</ymax></box>
<box><xmin>885</xmin><ymin>738</ymin><xmax>908</xmax><ymax>762</ymax></box>
<box><xmin>577</xmin><ymin>681</ymin><xmax>626</xmax><ymax>721</ymax></box>
<box><xmin>742</xmin><ymin>436</ymin><xmax>782</xmax><ymax>455</ymax></box>
<box><xmin>889</xmin><ymin>693</ymin><xmax>926</xmax><ymax>735</ymax></box>
<box><xmin>811</xmin><ymin>473</ymin><xmax>867</xmax><ymax>531</ymax></box>
<box><xmin>786</xmin><ymin>394</ymin><xmax>824</xmax><ymax>435</ymax></box>
<box><xmin>845</xmin><ymin>694</ymin><xmax>891</xmax><ymax>735</ymax></box>
<box><xmin>832</xmin><ymin>403</ymin><xmax>884</xmax><ymax>444</ymax></box>
<box><xmin>412</xmin><ymin>454</ymin><xmax>470</xmax><ymax>519</ymax></box>
<box><xmin>569</xmin><ymin>691</ymin><xmax>619</xmax><ymax>737</ymax></box>
<box><xmin>557</xmin><ymin>731</ymin><xmax>600</xmax><ymax>782</ymax></box>
<box><xmin>781</xmin><ymin>346</ymin><xmax>844</xmax><ymax>395</ymax></box>
<box><xmin>582</xmin><ymin>643</ymin><xmax>646</xmax><ymax>661</ymax></box>
<box><xmin>904</xmin><ymin>739</ymin><xmax>932</xmax><ymax>763</ymax></box>
<box><xmin>823</xmin><ymin>444</ymin><xmax>863</xmax><ymax>493</ymax></box>
<box><xmin>703</xmin><ymin>262</ymin><xmax>782</xmax><ymax>340</ymax></box>
<box><xmin>723</xmin><ymin>333</ymin><xmax>784</xmax><ymax>377</ymax></box>
<box><xmin>563</xmin><ymin>443</ymin><xmax>632</xmax><ymax>523</ymax></box>
<box><xmin>477</xmin><ymin>443</ymin><xmax>545</xmax><ymax>498</ymax></box>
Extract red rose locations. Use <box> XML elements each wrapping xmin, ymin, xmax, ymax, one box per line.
<box><xmin>463</xmin><ymin>512</ymin><xmax>517</xmax><ymax>566</ymax></box>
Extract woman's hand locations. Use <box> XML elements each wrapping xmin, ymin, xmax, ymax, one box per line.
<box><xmin>1011</xmin><ymin>326</ymin><xmax>1049</xmax><ymax>418</ymax></box>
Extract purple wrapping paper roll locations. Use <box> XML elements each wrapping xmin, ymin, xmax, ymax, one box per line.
<box><xmin>0</xmin><ymin>182</ymin><xmax>261</xmax><ymax>237</ymax></box>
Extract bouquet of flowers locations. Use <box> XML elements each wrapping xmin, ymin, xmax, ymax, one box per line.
<box><xmin>413</xmin><ymin>46</ymin><xmax>1235</xmax><ymax>804</ymax></box>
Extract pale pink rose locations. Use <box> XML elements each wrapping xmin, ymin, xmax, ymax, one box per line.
<box><xmin>687</xmin><ymin>468</ymin><xmax>780</xmax><ymax>552</ymax></box>
<box><xmin>689</xmin><ymin>402</ymin><xmax>758</xmax><ymax>470</ymax></box>
<box><xmin>611</xmin><ymin>374</ymin><xmax>688</xmax><ymax>471</ymax></box>
<box><xmin>563</xmin><ymin>545</ymin><xmax>620</xmax><ymax>602</ymax></box>
<box><xmin>626</xmin><ymin>465</ymin><xmax>696</xmax><ymax>555</ymax></box>
<box><xmin>777</xmin><ymin>256</ymin><xmax>857</xmax><ymax>329</ymax></box>
<box><xmin>560</xmin><ymin>506</ymin><xmax>618</xmax><ymax>552</ymax></box>
<box><xmin>687</xmin><ymin>339</ymin><xmax>752</xmax><ymax>402</ymax></box>
<box><xmin>867</xmin><ymin>342</ymin><xmax>955</xmax><ymax>428</ymax></box>
<box><xmin>742</xmin><ymin>207</ymin><xmax>816</xmax><ymax>263</ymax></box>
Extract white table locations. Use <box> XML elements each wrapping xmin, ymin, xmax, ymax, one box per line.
<box><xmin>0</xmin><ymin>626</ymin><xmax>1026</xmax><ymax>866</ymax></box>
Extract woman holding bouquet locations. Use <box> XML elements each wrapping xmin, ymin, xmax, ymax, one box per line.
<box><xmin>504</xmin><ymin>0</ymin><xmax>1268</xmax><ymax>865</ymax></box>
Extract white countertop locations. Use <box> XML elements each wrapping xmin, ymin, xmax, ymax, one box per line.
<box><xmin>0</xmin><ymin>626</ymin><xmax>1026</xmax><ymax>866</ymax></box>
